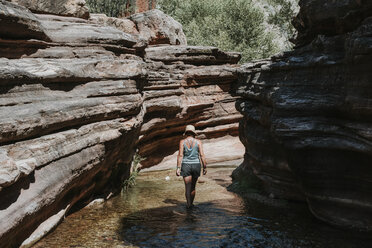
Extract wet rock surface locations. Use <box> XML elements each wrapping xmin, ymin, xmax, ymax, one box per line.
<box><xmin>235</xmin><ymin>0</ymin><xmax>372</xmax><ymax>230</ymax></box>
<box><xmin>0</xmin><ymin>3</ymin><xmax>242</xmax><ymax>247</ymax></box>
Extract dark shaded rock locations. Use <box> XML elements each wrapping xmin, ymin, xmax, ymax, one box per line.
<box><xmin>145</xmin><ymin>45</ymin><xmax>241</xmax><ymax>65</ymax></box>
<box><xmin>0</xmin><ymin>0</ymin><xmax>50</xmax><ymax>40</ymax></box>
<box><xmin>292</xmin><ymin>0</ymin><xmax>372</xmax><ymax>46</ymax></box>
<box><xmin>236</xmin><ymin>14</ymin><xmax>372</xmax><ymax>229</ymax></box>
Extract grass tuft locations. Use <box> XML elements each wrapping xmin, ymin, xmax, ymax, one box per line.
<box><xmin>122</xmin><ymin>153</ymin><xmax>145</xmax><ymax>191</ymax></box>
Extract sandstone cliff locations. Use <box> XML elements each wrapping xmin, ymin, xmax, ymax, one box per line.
<box><xmin>235</xmin><ymin>0</ymin><xmax>372</xmax><ymax>230</ymax></box>
<box><xmin>0</xmin><ymin>1</ymin><xmax>242</xmax><ymax>247</ymax></box>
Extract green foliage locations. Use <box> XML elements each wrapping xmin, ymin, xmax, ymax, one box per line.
<box><xmin>86</xmin><ymin>0</ymin><xmax>135</xmax><ymax>17</ymax></box>
<box><xmin>266</xmin><ymin>0</ymin><xmax>299</xmax><ymax>47</ymax></box>
<box><xmin>158</xmin><ymin>0</ymin><xmax>299</xmax><ymax>63</ymax></box>
<box><xmin>122</xmin><ymin>153</ymin><xmax>145</xmax><ymax>191</ymax></box>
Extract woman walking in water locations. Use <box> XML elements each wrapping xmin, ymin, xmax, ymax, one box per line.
<box><xmin>176</xmin><ymin>125</ymin><xmax>207</xmax><ymax>208</ymax></box>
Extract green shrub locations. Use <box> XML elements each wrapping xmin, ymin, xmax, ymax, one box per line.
<box><xmin>86</xmin><ymin>0</ymin><xmax>299</xmax><ymax>62</ymax></box>
<box><xmin>266</xmin><ymin>0</ymin><xmax>299</xmax><ymax>47</ymax></box>
<box><xmin>158</xmin><ymin>0</ymin><xmax>299</xmax><ymax>63</ymax></box>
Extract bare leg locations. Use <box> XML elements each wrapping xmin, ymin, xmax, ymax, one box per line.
<box><xmin>183</xmin><ymin>176</ymin><xmax>192</xmax><ymax>208</ymax></box>
<box><xmin>190</xmin><ymin>176</ymin><xmax>198</xmax><ymax>205</ymax></box>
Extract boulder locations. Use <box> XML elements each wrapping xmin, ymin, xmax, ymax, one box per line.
<box><xmin>129</xmin><ymin>9</ymin><xmax>187</xmax><ymax>46</ymax></box>
<box><xmin>8</xmin><ymin>0</ymin><xmax>90</xmax><ymax>19</ymax></box>
<box><xmin>89</xmin><ymin>10</ymin><xmax>187</xmax><ymax>47</ymax></box>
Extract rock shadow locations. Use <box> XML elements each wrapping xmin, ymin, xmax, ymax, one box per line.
<box><xmin>0</xmin><ymin>172</ymin><xmax>35</xmax><ymax>210</ymax></box>
<box><xmin>117</xmin><ymin>199</ymin><xmax>248</xmax><ymax>248</ymax></box>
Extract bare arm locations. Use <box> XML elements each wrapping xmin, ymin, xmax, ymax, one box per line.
<box><xmin>176</xmin><ymin>140</ymin><xmax>184</xmax><ymax>176</ymax></box>
<box><xmin>198</xmin><ymin>140</ymin><xmax>207</xmax><ymax>170</ymax></box>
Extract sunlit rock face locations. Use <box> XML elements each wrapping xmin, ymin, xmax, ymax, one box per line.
<box><xmin>0</xmin><ymin>2</ymin><xmax>143</xmax><ymax>247</ymax></box>
<box><xmin>0</xmin><ymin>2</ymin><xmax>242</xmax><ymax>247</ymax></box>
<box><xmin>89</xmin><ymin>9</ymin><xmax>187</xmax><ymax>48</ymax></box>
<box><xmin>235</xmin><ymin>0</ymin><xmax>372</xmax><ymax>230</ymax></box>
<box><xmin>138</xmin><ymin>45</ymin><xmax>242</xmax><ymax>168</ymax></box>
<box><xmin>7</xmin><ymin>0</ymin><xmax>90</xmax><ymax>19</ymax></box>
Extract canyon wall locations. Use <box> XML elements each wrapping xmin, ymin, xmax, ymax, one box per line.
<box><xmin>0</xmin><ymin>1</ymin><xmax>242</xmax><ymax>247</ymax></box>
<box><xmin>235</xmin><ymin>0</ymin><xmax>372</xmax><ymax>230</ymax></box>
<box><xmin>6</xmin><ymin>0</ymin><xmax>90</xmax><ymax>19</ymax></box>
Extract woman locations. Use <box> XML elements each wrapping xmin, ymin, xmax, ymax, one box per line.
<box><xmin>176</xmin><ymin>125</ymin><xmax>207</xmax><ymax>208</ymax></box>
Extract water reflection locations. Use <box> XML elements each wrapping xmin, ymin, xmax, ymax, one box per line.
<box><xmin>120</xmin><ymin>201</ymin><xmax>267</xmax><ymax>248</ymax></box>
<box><xmin>34</xmin><ymin>167</ymin><xmax>372</xmax><ymax>248</ymax></box>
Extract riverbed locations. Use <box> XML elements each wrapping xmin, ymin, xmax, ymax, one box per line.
<box><xmin>33</xmin><ymin>166</ymin><xmax>371</xmax><ymax>248</ymax></box>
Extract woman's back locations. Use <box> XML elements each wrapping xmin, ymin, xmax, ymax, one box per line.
<box><xmin>182</xmin><ymin>138</ymin><xmax>200</xmax><ymax>164</ymax></box>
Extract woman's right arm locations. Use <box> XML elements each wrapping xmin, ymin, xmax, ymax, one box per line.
<box><xmin>176</xmin><ymin>140</ymin><xmax>184</xmax><ymax>176</ymax></box>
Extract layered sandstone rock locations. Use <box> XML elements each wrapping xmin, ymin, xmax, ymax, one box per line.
<box><xmin>138</xmin><ymin>45</ymin><xmax>242</xmax><ymax>168</ymax></box>
<box><xmin>0</xmin><ymin>0</ymin><xmax>50</xmax><ymax>41</ymax></box>
<box><xmin>235</xmin><ymin>1</ymin><xmax>372</xmax><ymax>230</ymax></box>
<box><xmin>89</xmin><ymin>13</ymin><xmax>139</xmax><ymax>36</ymax></box>
<box><xmin>0</xmin><ymin>2</ymin><xmax>242</xmax><ymax>247</ymax></box>
<box><xmin>89</xmin><ymin>9</ymin><xmax>187</xmax><ymax>47</ymax></box>
<box><xmin>7</xmin><ymin>0</ymin><xmax>90</xmax><ymax>19</ymax></box>
<box><xmin>0</xmin><ymin>3</ymin><xmax>144</xmax><ymax>247</ymax></box>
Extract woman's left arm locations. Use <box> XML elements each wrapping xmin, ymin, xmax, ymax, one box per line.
<box><xmin>198</xmin><ymin>140</ymin><xmax>207</xmax><ymax>175</ymax></box>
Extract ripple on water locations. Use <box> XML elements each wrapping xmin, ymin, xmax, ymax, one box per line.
<box><xmin>33</xmin><ymin>167</ymin><xmax>372</xmax><ymax>248</ymax></box>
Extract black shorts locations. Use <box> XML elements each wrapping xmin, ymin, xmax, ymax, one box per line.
<box><xmin>181</xmin><ymin>163</ymin><xmax>201</xmax><ymax>178</ymax></box>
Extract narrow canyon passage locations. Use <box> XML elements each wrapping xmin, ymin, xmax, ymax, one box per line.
<box><xmin>33</xmin><ymin>166</ymin><xmax>371</xmax><ymax>248</ymax></box>
<box><xmin>1</xmin><ymin>1</ymin><xmax>371</xmax><ymax>246</ymax></box>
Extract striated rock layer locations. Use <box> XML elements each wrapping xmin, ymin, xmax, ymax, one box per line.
<box><xmin>88</xmin><ymin>9</ymin><xmax>187</xmax><ymax>49</ymax></box>
<box><xmin>138</xmin><ymin>45</ymin><xmax>242</xmax><ymax>167</ymax></box>
<box><xmin>235</xmin><ymin>0</ymin><xmax>372</xmax><ymax>230</ymax></box>
<box><xmin>0</xmin><ymin>1</ymin><xmax>242</xmax><ymax>247</ymax></box>
<box><xmin>7</xmin><ymin>0</ymin><xmax>90</xmax><ymax>19</ymax></box>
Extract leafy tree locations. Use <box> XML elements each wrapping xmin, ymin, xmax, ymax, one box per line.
<box><xmin>158</xmin><ymin>0</ymin><xmax>299</xmax><ymax>63</ymax></box>
<box><xmin>266</xmin><ymin>0</ymin><xmax>299</xmax><ymax>47</ymax></box>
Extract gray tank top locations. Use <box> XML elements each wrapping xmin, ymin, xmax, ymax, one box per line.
<box><xmin>182</xmin><ymin>138</ymin><xmax>200</xmax><ymax>164</ymax></box>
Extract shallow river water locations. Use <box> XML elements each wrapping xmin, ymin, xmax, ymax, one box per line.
<box><xmin>34</xmin><ymin>166</ymin><xmax>371</xmax><ymax>248</ymax></box>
